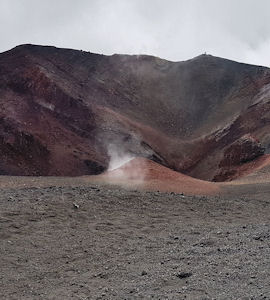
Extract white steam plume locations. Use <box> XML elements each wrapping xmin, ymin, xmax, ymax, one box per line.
<box><xmin>107</xmin><ymin>144</ymin><xmax>134</xmax><ymax>171</ymax></box>
<box><xmin>106</xmin><ymin>143</ymin><xmax>147</xmax><ymax>186</ymax></box>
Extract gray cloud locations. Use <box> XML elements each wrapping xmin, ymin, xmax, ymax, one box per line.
<box><xmin>1</xmin><ymin>0</ymin><xmax>270</xmax><ymax>66</ymax></box>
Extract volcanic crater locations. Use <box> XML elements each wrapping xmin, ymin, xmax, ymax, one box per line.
<box><xmin>1</xmin><ymin>44</ymin><xmax>270</xmax><ymax>185</ymax></box>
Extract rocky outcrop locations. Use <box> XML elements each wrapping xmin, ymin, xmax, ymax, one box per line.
<box><xmin>213</xmin><ymin>135</ymin><xmax>265</xmax><ymax>181</ymax></box>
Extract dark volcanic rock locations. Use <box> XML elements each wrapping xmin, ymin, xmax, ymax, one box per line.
<box><xmin>1</xmin><ymin>44</ymin><xmax>270</xmax><ymax>178</ymax></box>
<box><xmin>175</xmin><ymin>272</ymin><xmax>193</xmax><ymax>279</ymax></box>
<box><xmin>213</xmin><ymin>135</ymin><xmax>265</xmax><ymax>181</ymax></box>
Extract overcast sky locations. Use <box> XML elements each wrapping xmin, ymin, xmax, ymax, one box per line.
<box><xmin>1</xmin><ymin>0</ymin><xmax>270</xmax><ymax>66</ymax></box>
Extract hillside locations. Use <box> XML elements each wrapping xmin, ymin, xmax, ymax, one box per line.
<box><xmin>1</xmin><ymin>44</ymin><xmax>270</xmax><ymax>180</ymax></box>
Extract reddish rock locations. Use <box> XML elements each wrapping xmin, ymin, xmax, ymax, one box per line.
<box><xmin>213</xmin><ymin>135</ymin><xmax>265</xmax><ymax>181</ymax></box>
<box><xmin>0</xmin><ymin>44</ymin><xmax>270</xmax><ymax>180</ymax></box>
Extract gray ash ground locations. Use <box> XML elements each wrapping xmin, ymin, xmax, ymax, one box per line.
<box><xmin>0</xmin><ymin>183</ymin><xmax>270</xmax><ymax>299</ymax></box>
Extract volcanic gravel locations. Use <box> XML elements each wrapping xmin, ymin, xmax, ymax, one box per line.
<box><xmin>0</xmin><ymin>183</ymin><xmax>270</xmax><ymax>299</ymax></box>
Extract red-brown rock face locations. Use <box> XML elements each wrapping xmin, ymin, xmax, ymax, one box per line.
<box><xmin>0</xmin><ymin>44</ymin><xmax>270</xmax><ymax>180</ymax></box>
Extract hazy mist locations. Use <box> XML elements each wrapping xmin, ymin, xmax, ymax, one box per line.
<box><xmin>1</xmin><ymin>0</ymin><xmax>270</xmax><ymax>66</ymax></box>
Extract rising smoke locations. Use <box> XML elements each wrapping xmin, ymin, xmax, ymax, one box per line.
<box><xmin>106</xmin><ymin>142</ymin><xmax>148</xmax><ymax>185</ymax></box>
<box><xmin>107</xmin><ymin>143</ymin><xmax>134</xmax><ymax>171</ymax></box>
